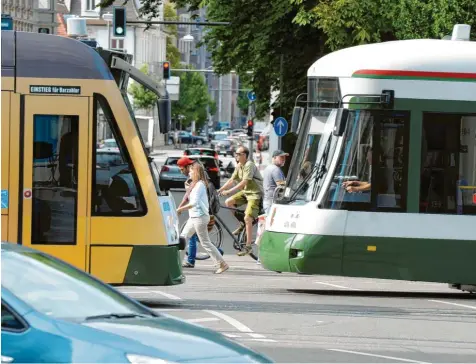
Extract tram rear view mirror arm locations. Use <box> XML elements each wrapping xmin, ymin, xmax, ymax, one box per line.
<box><xmin>333</xmin><ymin>108</ymin><xmax>349</xmax><ymax>136</ymax></box>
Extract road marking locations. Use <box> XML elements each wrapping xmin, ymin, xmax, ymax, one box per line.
<box><xmin>314</xmin><ymin>281</ymin><xmax>361</xmax><ymax>290</ymax></box>
<box><xmin>150</xmin><ymin>290</ymin><xmax>182</xmax><ymax>300</ymax></box>
<box><xmin>248</xmin><ymin>333</ymin><xmax>266</xmax><ymax>338</ymax></box>
<box><xmin>204</xmin><ymin>310</ymin><xmax>253</xmax><ymax>333</ymax></box>
<box><xmin>247</xmin><ymin>338</ymin><xmax>277</xmax><ymax>342</ymax></box>
<box><xmin>328</xmin><ymin>349</ymin><xmax>430</xmax><ymax>363</ymax></box>
<box><xmin>223</xmin><ymin>333</ymin><xmax>241</xmax><ymax>338</ymax></box>
<box><xmin>428</xmin><ymin>299</ymin><xmax>476</xmax><ymax>310</ymax></box>
<box><xmin>186</xmin><ymin>317</ymin><xmax>220</xmax><ymax>323</ymax></box>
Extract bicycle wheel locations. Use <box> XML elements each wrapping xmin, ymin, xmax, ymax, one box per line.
<box><xmin>237</xmin><ymin>226</ymin><xmax>259</xmax><ymax>261</ymax></box>
<box><xmin>180</xmin><ymin>219</ymin><xmax>223</xmax><ymax>260</ymax></box>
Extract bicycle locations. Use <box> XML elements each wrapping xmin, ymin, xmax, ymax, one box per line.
<box><xmin>180</xmin><ymin>204</ymin><xmax>264</xmax><ymax>261</ymax></box>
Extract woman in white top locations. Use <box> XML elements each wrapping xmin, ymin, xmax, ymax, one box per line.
<box><xmin>177</xmin><ymin>162</ymin><xmax>229</xmax><ymax>274</ymax></box>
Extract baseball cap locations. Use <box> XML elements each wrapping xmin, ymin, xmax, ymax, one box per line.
<box><xmin>272</xmin><ymin>150</ymin><xmax>289</xmax><ymax>158</ymax></box>
<box><xmin>177</xmin><ymin>156</ymin><xmax>196</xmax><ymax>167</ymax></box>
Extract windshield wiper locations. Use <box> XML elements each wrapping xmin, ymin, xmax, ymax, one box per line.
<box><xmin>85</xmin><ymin>312</ymin><xmax>156</xmax><ymax>321</ymax></box>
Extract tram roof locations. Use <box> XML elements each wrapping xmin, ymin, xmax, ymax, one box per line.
<box><xmin>1</xmin><ymin>31</ymin><xmax>114</xmax><ymax>80</ymax></box>
<box><xmin>308</xmin><ymin>39</ymin><xmax>476</xmax><ymax>82</ymax></box>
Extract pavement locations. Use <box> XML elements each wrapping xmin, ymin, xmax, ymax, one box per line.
<box><xmin>118</xmin><ymin>145</ymin><xmax>476</xmax><ymax>363</ymax></box>
<box><xmin>118</xmin><ymin>257</ymin><xmax>476</xmax><ymax>363</ymax></box>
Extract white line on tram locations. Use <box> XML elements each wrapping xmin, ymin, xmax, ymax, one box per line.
<box><xmin>328</xmin><ymin>349</ymin><xmax>430</xmax><ymax>363</ymax></box>
<box><xmin>428</xmin><ymin>299</ymin><xmax>476</xmax><ymax>310</ymax></box>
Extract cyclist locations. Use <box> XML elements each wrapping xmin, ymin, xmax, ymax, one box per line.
<box><xmin>218</xmin><ymin>146</ymin><xmax>263</xmax><ymax>256</ymax></box>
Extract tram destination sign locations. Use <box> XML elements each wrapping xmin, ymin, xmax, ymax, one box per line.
<box><xmin>30</xmin><ymin>85</ymin><xmax>81</xmax><ymax>95</ymax></box>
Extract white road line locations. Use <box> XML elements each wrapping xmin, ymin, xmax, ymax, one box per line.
<box><xmin>150</xmin><ymin>290</ymin><xmax>182</xmax><ymax>300</ymax></box>
<box><xmin>223</xmin><ymin>333</ymin><xmax>242</xmax><ymax>338</ymax></box>
<box><xmin>247</xmin><ymin>338</ymin><xmax>277</xmax><ymax>342</ymax></box>
<box><xmin>119</xmin><ymin>290</ymin><xmax>182</xmax><ymax>300</ymax></box>
<box><xmin>203</xmin><ymin>310</ymin><xmax>253</xmax><ymax>333</ymax></box>
<box><xmin>186</xmin><ymin>317</ymin><xmax>220</xmax><ymax>323</ymax></box>
<box><xmin>314</xmin><ymin>281</ymin><xmax>361</xmax><ymax>290</ymax></box>
<box><xmin>248</xmin><ymin>333</ymin><xmax>266</xmax><ymax>338</ymax></box>
<box><xmin>328</xmin><ymin>349</ymin><xmax>430</xmax><ymax>364</ymax></box>
<box><xmin>428</xmin><ymin>299</ymin><xmax>476</xmax><ymax>310</ymax></box>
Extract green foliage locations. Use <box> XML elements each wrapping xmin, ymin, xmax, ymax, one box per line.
<box><xmin>164</xmin><ymin>3</ymin><xmax>178</xmax><ymax>37</ymax></box>
<box><xmin>172</xmin><ymin>70</ymin><xmax>215</xmax><ymax>129</ymax></box>
<box><xmin>128</xmin><ymin>64</ymin><xmax>157</xmax><ymax>111</ymax></box>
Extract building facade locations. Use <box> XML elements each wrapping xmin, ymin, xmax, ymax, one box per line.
<box><xmin>1</xmin><ymin>0</ymin><xmax>58</xmax><ymax>33</ymax></box>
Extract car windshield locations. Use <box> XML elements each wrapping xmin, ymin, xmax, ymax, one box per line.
<box><xmin>214</xmin><ymin>133</ymin><xmax>228</xmax><ymax>140</ymax></box>
<box><xmin>187</xmin><ymin>149</ymin><xmax>215</xmax><ymax>157</ymax></box>
<box><xmin>96</xmin><ymin>152</ymin><xmax>124</xmax><ymax>167</ymax></box>
<box><xmin>1</xmin><ymin>249</ymin><xmax>154</xmax><ymax>320</ymax></box>
<box><xmin>218</xmin><ymin>140</ymin><xmax>231</xmax><ymax>145</ymax></box>
<box><xmin>166</xmin><ymin>158</ymin><xmax>180</xmax><ymax>166</ymax></box>
<box><xmin>195</xmin><ymin>158</ymin><xmax>218</xmax><ymax>169</ymax></box>
<box><xmin>103</xmin><ymin>140</ymin><xmax>117</xmax><ymax>148</ymax></box>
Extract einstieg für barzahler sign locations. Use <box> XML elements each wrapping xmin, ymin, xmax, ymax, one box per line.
<box><xmin>30</xmin><ymin>86</ymin><xmax>81</xmax><ymax>95</ymax></box>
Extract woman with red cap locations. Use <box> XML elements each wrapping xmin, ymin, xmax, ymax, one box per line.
<box><xmin>177</xmin><ymin>161</ymin><xmax>229</xmax><ymax>274</ymax></box>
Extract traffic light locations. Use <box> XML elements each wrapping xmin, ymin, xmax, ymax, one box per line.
<box><xmin>163</xmin><ymin>61</ymin><xmax>171</xmax><ymax>80</ymax></box>
<box><xmin>247</xmin><ymin>120</ymin><xmax>253</xmax><ymax>137</ymax></box>
<box><xmin>113</xmin><ymin>6</ymin><xmax>126</xmax><ymax>37</ymax></box>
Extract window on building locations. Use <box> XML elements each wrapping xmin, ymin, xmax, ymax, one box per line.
<box><xmin>420</xmin><ymin>113</ymin><xmax>476</xmax><ymax>215</ymax></box>
<box><xmin>92</xmin><ymin>94</ymin><xmax>146</xmax><ymax>216</ymax></box>
<box><xmin>87</xmin><ymin>0</ymin><xmax>96</xmax><ymax>10</ymax></box>
<box><xmin>325</xmin><ymin>110</ymin><xmax>410</xmax><ymax>211</ymax></box>
<box><xmin>32</xmin><ymin>115</ymin><xmax>79</xmax><ymax>245</ymax></box>
<box><xmin>111</xmin><ymin>39</ymin><xmax>124</xmax><ymax>50</ymax></box>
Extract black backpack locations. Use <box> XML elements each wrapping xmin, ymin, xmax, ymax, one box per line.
<box><xmin>206</xmin><ymin>180</ymin><xmax>220</xmax><ymax>215</ymax></box>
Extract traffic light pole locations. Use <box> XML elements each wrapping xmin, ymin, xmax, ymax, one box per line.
<box><xmin>247</xmin><ymin>101</ymin><xmax>256</xmax><ymax>161</ymax></box>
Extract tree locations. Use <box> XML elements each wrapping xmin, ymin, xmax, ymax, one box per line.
<box><xmin>172</xmin><ymin>69</ymin><xmax>215</xmax><ymax>129</ymax></box>
<box><xmin>128</xmin><ymin>64</ymin><xmax>157</xmax><ymax>111</ymax></box>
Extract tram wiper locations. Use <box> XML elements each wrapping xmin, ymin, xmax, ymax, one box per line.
<box><xmin>84</xmin><ymin>312</ymin><xmax>157</xmax><ymax>321</ymax></box>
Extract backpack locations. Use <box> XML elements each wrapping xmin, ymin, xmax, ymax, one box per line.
<box><xmin>206</xmin><ymin>179</ymin><xmax>220</xmax><ymax>215</ymax></box>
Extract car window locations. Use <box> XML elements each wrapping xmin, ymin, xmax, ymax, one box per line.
<box><xmin>96</xmin><ymin>152</ymin><xmax>124</xmax><ymax>167</ymax></box>
<box><xmin>1</xmin><ymin>251</ymin><xmax>153</xmax><ymax>320</ymax></box>
<box><xmin>197</xmin><ymin>158</ymin><xmax>218</xmax><ymax>169</ymax></box>
<box><xmin>188</xmin><ymin>149</ymin><xmax>215</xmax><ymax>157</ymax></box>
<box><xmin>166</xmin><ymin>158</ymin><xmax>179</xmax><ymax>166</ymax></box>
<box><xmin>214</xmin><ymin>134</ymin><xmax>227</xmax><ymax>140</ymax></box>
<box><xmin>1</xmin><ymin>304</ymin><xmax>26</xmax><ymax>331</ymax></box>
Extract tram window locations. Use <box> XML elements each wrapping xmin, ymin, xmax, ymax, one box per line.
<box><xmin>32</xmin><ymin>115</ymin><xmax>79</xmax><ymax>245</ymax></box>
<box><xmin>325</xmin><ymin>110</ymin><xmax>409</xmax><ymax>211</ymax></box>
<box><xmin>420</xmin><ymin>113</ymin><xmax>476</xmax><ymax>215</ymax></box>
<box><xmin>1</xmin><ymin>304</ymin><xmax>26</xmax><ymax>331</ymax></box>
<box><xmin>92</xmin><ymin>94</ymin><xmax>146</xmax><ymax>216</ymax></box>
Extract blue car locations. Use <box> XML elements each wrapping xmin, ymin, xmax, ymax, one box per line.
<box><xmin>1</xmin><ymin>243</ymin><xmax>273</xmax><ymax>363</ymax></box>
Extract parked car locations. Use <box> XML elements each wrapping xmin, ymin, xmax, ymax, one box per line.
<box><xmin>158</xmin><ymin>157</ymin><xmax>188</xmax><ymax>192</ymax></box>
<box><xmin>184</xmin><ymin>147</ymin><xmax>219</xmax><ymax>159</ymax></box>
<box><xmin>98</xmin><ymin>138</ymin><xmax>119</xmax><ymax>152</ymax></box>
<box><xmin>210</xmin><ymin>131</ymin><xmax>229</xmax><ymax>150</ymax></box>
<box><xmin>213</xmin><ymin>139</ymin><xmax>234</xmax><ymax>156</ymax></box>
<box><xmin>168</xmin><ymin>131</ymin><xmax>207</xmax><ymax>146</ymax></box>
<box><xmin>1</xmin><ymin>243</ymin><xmax>273</xmax><ymax>363</ymax></box>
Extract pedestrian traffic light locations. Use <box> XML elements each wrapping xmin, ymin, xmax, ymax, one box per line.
<box><xmin>247</xmin><ymin>120</ymin><xmax>253</xmax><ymax>137</ymax></box>
<box><xmin>163</xmin><ymin>61</ymin><xmax>170</xmax><ymax>80</ymax></box>
<box><xmin>113</xmin><ymin>6</ymin><xmax>126</xmax><ymax>37</ymax></box>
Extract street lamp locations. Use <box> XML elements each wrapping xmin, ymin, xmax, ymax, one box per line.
<box><xmin>180</xmin><ymin>33</ymin><xmax>194</xmax><ymax>65</ymax></box>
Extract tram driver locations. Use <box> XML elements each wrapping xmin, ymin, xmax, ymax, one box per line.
<box><xmin>342</xmin><ymin>147</ymin><xmax>372</xmax><ymax>193</ymax></box>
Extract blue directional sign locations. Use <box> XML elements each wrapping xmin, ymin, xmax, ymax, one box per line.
<box><xmin>247</xmin><ymin>91</ymin><xmax>257</xmax><ymax>101</ymax></box>
<box><xmin>1</xmin><ymin>190</ymin><xmax>8</xmax><ymax>209</ymax></box>
<box><xmin>1</xmin><ymin>15</ymin><xmax>13</xmax><ymax>30</ymax></box>
<box><xmin>273</xmin><ymin>117</ymin><xmax>288</xmax><ymax>137</ymax></box>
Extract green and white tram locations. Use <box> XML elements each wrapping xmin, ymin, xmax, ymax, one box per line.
<box><xmin>259</xmin><ymin>24</ymin><xmax>476</xmax><ymax>293</ymax></box>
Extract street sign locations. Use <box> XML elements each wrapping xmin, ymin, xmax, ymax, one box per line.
<box><xmin>247</xmin><ymin>91</ymin><xmax>256</xmax><ymax>101</ymax></box>
<box><xmin>1</xmin><ymin>14</ymin><xmax>13</xmax><ymax>30</ymax></box>
<box><xmin>273</xmin><ymin>117</ymin><xmax>288</xmax><ymax>137</ymax></box>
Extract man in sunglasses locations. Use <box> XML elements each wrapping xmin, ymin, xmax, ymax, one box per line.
<box><xmin>218</xmin><ymin>146</ymin><xmax>263</xmax><ymax>256</ymax></box>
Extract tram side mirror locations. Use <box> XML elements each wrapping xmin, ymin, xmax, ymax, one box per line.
<box><xmin>291</xmin><ymin>107</ymin><xmax>305</xmax><ymax>134</ymax></box>
<box><xmin>333</xmin><ymin>108</ymin><xmax>349</xmax><ymax>136</ymax></box>
<box><xmin>157</xmin><ymin>98</ymin><xmax>171</xmax><ymax>134</ymax></box>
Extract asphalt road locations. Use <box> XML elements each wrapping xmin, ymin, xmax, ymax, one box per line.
<box><xmin>140</xmin><ymin>148</ymin><xmax>476</xmax><ymax>363</ymax></box>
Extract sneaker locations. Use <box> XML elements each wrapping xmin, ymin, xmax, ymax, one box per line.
<box><xmin>232</xmin><ymin>223</ymin><xmax>245</xmax><ymax>236</ymax></box>
<box><xmin>215</xmin><ymin>261</ymin><xmax>229</xmax><ymax>274</ymax></box>
<box><xmin>237</xmin><ymin>245</ymin><xmax>252</xmax><ymax>256</ymax></box>
<box><xmin>182</xmin><ymin>262</ymin><xmax>194</xmax><ymax>268</ymax></box>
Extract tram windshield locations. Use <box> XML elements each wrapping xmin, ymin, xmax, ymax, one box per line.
<box><xmin>285</xmin><ymin>108</ymin><xmax>338</xmax><ymax>201</ymax></box>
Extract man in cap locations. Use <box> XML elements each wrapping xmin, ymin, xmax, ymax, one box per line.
<box><xmin>262</xmin><ymin>150</ymin><xmax>289</xmax><ymax>214</ymax></box>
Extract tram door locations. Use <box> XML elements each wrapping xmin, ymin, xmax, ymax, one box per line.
<box><xmin>20</xmin><ymin>95</ymin><xmax>89</xmax><ymax>270</ymax></box>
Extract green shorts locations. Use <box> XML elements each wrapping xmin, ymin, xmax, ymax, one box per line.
<box><xmin>230</xmin><ymin>191</ymin><xmax>261</xmax><ymax>219</ymax></box>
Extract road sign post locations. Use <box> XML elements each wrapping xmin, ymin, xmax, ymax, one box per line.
<box><xmin>273</xmin><ymin>117</ymin><xmax>288</xmax><ymax>137</ymax></box>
